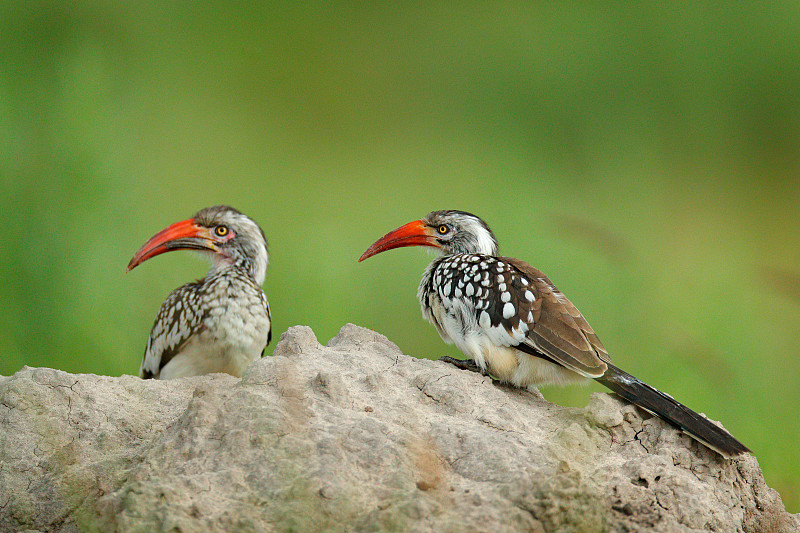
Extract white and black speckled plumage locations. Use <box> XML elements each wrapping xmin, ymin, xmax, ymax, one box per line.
<box><xmin>139</xmin><ymin>268</ymin><xmax>271</xmax><ymax>379</ymax></box>
<box><xmin>419</xmin><ymin>252</ymin><xmax>607</xmax><ymax>387</ymax></box>
<box><xmin>412</xmin><ymin>210</ymin><xmax>606</xmax><ymax>387</ymax></box>
<box><xmin>133</xmin><ymin>206</ymin><xmax>272</xmax><ymax>380</ymax></box>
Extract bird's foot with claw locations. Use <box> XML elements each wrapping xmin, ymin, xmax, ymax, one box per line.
<box><xmin>438</xmin><ymin>356</ymin><xmax>492</xmax><ymax>377</ymax></box>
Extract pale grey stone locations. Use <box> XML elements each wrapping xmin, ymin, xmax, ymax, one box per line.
<box><xmin>0</xmin><ymin>324</ymin><xmax>795</xmax><ymax>532</ymax></box>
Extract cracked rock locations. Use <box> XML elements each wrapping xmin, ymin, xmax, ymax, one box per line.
<box><xmin>0</xmin><ymin>323</ymin><xmax>796</xmax><ymax>532</ymax></box>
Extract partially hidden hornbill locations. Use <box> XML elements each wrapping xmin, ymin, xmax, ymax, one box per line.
<box><xmin>359</xmin><ymin>210</ymin><xmax>749</xmax><ymax>457</ymax></box>
<box><xmin>127</xmin><ymin>205</ymin><xmax>271</xmax><ymax>380</ymax></box>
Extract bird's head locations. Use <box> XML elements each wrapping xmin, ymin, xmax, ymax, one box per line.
<box><xmin>359</xmin><ymin>210</ymin><xmax>498</xmax><ymax>261</ymax></box>
<box><xmin>127</xmin><ymin>205</ymin><xmax>269</xmax><ymax>284</ymax></box>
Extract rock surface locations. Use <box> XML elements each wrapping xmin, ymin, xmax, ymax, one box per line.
<box><xmin>0</xmin><ymin>324</ymin><xmax>796</xmax><ymax>532</ymax></box>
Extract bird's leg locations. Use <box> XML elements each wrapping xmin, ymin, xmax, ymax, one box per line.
<box><xmin>438</xmin><ymin>356</ymin><xmax>492</xmax><ymax>377</ymax></box>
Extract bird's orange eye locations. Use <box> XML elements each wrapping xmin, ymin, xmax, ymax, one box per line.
<box><xmin>438</xmin><ymin>225</ymin><xmax>449</xmax><ymax>235</ymax></box>
<box><xmin>214</xmin><ymin>226</ymin><xmax>229</xmax><ymax>237</ymax></box>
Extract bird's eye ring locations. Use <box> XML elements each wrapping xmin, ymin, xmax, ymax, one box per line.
<box><xmin>214</xmin><ymin>226</ymin><xmax>229</xmax><ymax>237</ymax></box>
<box><xmin>437</xmin><ymin>225</ymin><xmax>449</xmax><ymax>235</ymax></box>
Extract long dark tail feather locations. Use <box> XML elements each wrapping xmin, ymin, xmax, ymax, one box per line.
<box><xmin>596</xmin><ymin>363</ymin><xmax>750</xmax><ymax>458</ymax></box>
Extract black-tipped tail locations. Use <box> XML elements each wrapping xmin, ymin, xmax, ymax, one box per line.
<box><xmin>596</xmin><ymin>363</ymin><xmax>750</xmax><ymax>458</ymax></box>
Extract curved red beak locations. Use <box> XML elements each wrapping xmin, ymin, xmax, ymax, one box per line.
<box><xmin>127</xmin><ymin>218</ymin><xmax>217</xmax><ymax>272</ymax></box>
<box><xmin>358</xmin><ymin>219</ymin><xmax>441</xmax><ymax>262</ymax></box>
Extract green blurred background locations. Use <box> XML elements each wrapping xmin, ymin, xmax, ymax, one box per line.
<box><xmin>1</xmin><ymin>1</ymin><xmax>798</xmax><ymax>512</ymax></box>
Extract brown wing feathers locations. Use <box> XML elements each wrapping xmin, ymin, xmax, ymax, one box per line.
<box><xmin>503</xmin><ymin>258</ymin><xmax>608</xmax><ymax>378</ymax></box>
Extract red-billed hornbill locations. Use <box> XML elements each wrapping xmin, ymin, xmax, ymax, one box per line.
<box><xmin>127</xmin><ymin>205</ymin><xmax>271</xmax><ymax>379</ymax></box>
<box><xmin>359</xmin><ymin>210</ymin><xmax>749</xmax><ymax>457</ymax></box>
